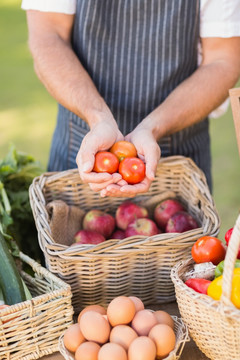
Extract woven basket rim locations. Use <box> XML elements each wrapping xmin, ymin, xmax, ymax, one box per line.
<box><xmin>171</xmin><ymin>257</ymin><xmax>240</xmax><ymax>319</ymax></box>
<box><xmin>42</xmin><ymin>228</ymin><xmax>206</xmax><ymax>258</ymax></box>
<box><xmin>29</xmin><ymin>155</ymin><xmax>220</xmax><ymax>257</ymax></box>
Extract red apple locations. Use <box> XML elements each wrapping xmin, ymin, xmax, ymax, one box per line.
<box><xmin>154</xmin><ymin>199</ymin><xmax>185</xmax><ymax>230</ymax></box>
<box><xmin>165</xmin><ymin>211</ymin><xmax>198</xmax><ymax>233</ymax></box>
<box><xmin>125</xmin><ymin>218</ymin><xmax>159</xmax><ymax>237</ymax></box>
<box><xmin>110</xmin><ymin>229</ymin><xmax>126</xmax><ymax>240</ymax></box>
<box><xmin>74</xmin><ymin>230</ymin><xmax>106</xmax><ymax>245</ymax></box>
<box><xmin>83</xmin><ymin>210</ymin><xmax>115</xmax><ymax>238</ymax></box>
<box><xmin>115</xmin><ymin>201</ymin><xmax>149</xmax><ymax>230</ymax></box>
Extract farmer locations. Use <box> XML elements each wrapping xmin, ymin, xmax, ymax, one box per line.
<box><xmin>22</xmin><ymin>0</ymin><xmax>240</xmax><ymax>197</ymax></box>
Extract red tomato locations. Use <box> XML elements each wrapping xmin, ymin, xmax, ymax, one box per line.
<box><xmin>118</xmin><ymin>157</ymin><xmax>145</xmax><ymax>184</ymax></box>
<box><xmin>191</xmin><ymin>236</ymin><xmax>226</xmax><ymax>265</ymax></box>
<box><xmin>93</xmin><ymin>151</ymin><xmax>119</xmax><ymax>174</ymax></box>
<box><xmin>110</xmin><ymin>141</ymin><xmax>137</xmax><ymax>162</ymax></box>
<box><xmin>225</xmin><ymin>227</ymin><xmax>240</xmax><ymax>259</ymax></box>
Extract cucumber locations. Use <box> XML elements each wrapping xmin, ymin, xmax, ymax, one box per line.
<box><xmin>21</xmin><ymin>278</ymin><xmax>32</xmax><ymax>300</ymax></box>
<box><xmin>0</xmin><ymin>232</ymin><xmax>26</xmax><ymax>305</ymax></box>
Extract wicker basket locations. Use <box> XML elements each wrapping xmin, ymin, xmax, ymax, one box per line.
<box><xmin>0</xmin><ymin>252</ymin><xmax>73</xmax><ymax>360</ymax></box>
<box><xmin>58</xmin><ymin>315</ymin><xmax>189</xmax><ymax>360</ymax></box>
<box><xmin>171</xmin><ymin>214</ymin><xmax>240</xmax><ymax>360</ymax></box>
<box><xmin>29</xmin><ymin>155</ymin><xmax>220</xmax><ymax>311</ymax></box>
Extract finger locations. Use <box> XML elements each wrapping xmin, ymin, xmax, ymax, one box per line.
<box><xmin>137</xmin><ymin>153</ymin><xmax>145</xmax><ymax>162</ymax></box>
<box><xmin>124</xmin><ymin>133</ymin><xmax>132</xmax><ymax>142</ymax></box>
<box><xmin>116</xmin><ymin>179</ymin><xmax>128</xmax><ymax>186</ymax></box>
<box><xmin>120</xmin><ymin>178</ymin><xmax>151</xmax><ymax>194</ymax></box>
<box><xmin>116</xmin><ymin>132</ymin><xmax>125</xmax><ymax>142</ymax></box>
<box><xmin>88</xmin><ymin>173</ymin><xmax>122</xmax><ymax>191</ymax></box>
<box><xmin>144</xmin><ymin>144</ymin><xmax>161</xmax><ymax>180</ymax></box>
<box><xmin>89</xmin><ymin>180</ymin><xmax>114</xmax><ymax>192</ymax></box>
<box><xmin>101</xmin><ymin>187</ymin><xmax>136</xmax><ymax>198</ymax></box>
<box><xmin>105</xmin><ymin>183</ymin><xmax>122</xmax><ymax>193</ymax></box>
<box><xmin>76</xmin><ymin>144</ymin><xmax>96</xmax><ymax>174</ymax></box>
<box><xmin>101</xmin><ymin>183</ymin><xmax>132</xmax><ymax>197</ymax></box>
<box><xmin>100</xmin><ymin>184</ymin><xmax>122</xmax><ymax>197</ymax></box>
<box><xmin>76</xmin><ymin>132</ymin><xmax>102</xmax><ymax>179</ymax></box>
<box><xmin>81</xmin><ymin>171</ymin><xmax>113</xmax><ymax>184</ymax></box>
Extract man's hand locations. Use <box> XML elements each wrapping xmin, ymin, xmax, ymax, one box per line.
<box><xmin>125</xmin><ymin>124</ymin><xmax>161</xmax><ymax>181</ymax></box>
<box><xmin>99</xmin><ymin>124</ymin><xmax>161</xmax><ymax>197</ymax></box>
<box><xmin>76</xmin><ymin>119</ymin><xmax>124</xmax><ymax>192</ymax></box>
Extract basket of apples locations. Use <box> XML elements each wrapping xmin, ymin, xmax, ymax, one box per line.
<box><xmin>29</xmin><ymin>142</ymin><xmax>220</xmax><ymax>312</ymax></box>
<box><xmin>171</xmin><ymin>215</ymin><xmax>240</xmax><ymax>360</ymax></box>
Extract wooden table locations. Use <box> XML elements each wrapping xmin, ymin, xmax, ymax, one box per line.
<box><xmin>40</xmin><ymin>301</ymin><xmax>210</xmax><ymax>360</ymax></box>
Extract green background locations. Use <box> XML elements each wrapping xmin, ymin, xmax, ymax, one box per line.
<box><xmin>1</xmin><ymin>1</ymin><xmax>239</xmax><ymax>239</ymax></box>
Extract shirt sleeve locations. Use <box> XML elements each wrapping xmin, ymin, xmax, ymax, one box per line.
<box><xmin>200</xmin><ymin>0</ymin><xmax>240</xmax><ymax>38</ymax></box>
<box><xmin>21</xmin><ymin>0</ymin><xmax>76</xmax><ymax>14</ymax></box>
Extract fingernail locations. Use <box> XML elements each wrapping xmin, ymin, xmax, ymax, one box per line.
<box><xmin>147</xmin><ymin>171</ymin><xmax>155</xmax><ymax>180</ymax></box>
<box><xmin>101</xmin><ymin>189</ymin><xmax>107</xmax><ymax>197</ymax></box>
<box><xmin>83</xmin><ymin>161</ymin><xmax>92</xmax><ymax>172</ymax></box>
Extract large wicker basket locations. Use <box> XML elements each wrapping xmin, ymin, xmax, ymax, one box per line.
<box><xmin>0</xmin><ymin>252</ymin><xmax>73</xmax><ymax>360</ymax></box>
<box><xmin>29</xmin><ymin>156</ymin><xmax>220</xmax><ymax>311</ymax></box>
<box><xmin>171</xmin><ymin>214</ymin><xmax>240</xmax><ymax>360</ymax></box>
<box><xmin>58</xmin><ymin>315</ymin><xmax>189</xmax><ymax>360</ymax></box>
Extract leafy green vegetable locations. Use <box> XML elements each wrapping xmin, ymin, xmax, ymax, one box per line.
<box><xmin>0</xmin><ymin>144</ymin><xmax>44</xmax><ymax>262</ymax></box>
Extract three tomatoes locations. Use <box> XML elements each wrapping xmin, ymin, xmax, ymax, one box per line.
<box><xmin>93</xmin><ymin>141</ymin><xmax>145</xmax><ymax>184</ymax></box>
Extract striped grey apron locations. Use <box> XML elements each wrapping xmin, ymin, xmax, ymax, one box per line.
<box><xmin>48</xmin><ymin>0</ymin><xmax>212</xmax><ymax>190</ymax></box>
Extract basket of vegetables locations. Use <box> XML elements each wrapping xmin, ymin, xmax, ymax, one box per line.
<box><xmin>171</xmin><ymin>214</ymin><xmax>240</xmax><ymax>360</ymax></box>
<box><xmin>0</xmin><ymin>145</ymin><xmax>44</xmax><ymax>263</ymax></box>
<box><xmin>29</xmin><ymin>155</ymin><xmax>220</xmax><ymax>311</ymax></box>
<box><xmin>0</xmin><ymin>231</ymin><xmax>73</xmax><ymax>360</ymax></box>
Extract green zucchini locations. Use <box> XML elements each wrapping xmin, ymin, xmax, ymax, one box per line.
<box><xmin>0</xmin><ymin>232</ymin><xmax>26</xmax><ymax>305</ymax></box>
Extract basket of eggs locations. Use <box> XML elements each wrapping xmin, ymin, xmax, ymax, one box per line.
<box><xmin>171</xmin><ymin>214</ymin><xmax>240</xmax><ymax>360</ymax></box>
<box><xmin>59</xmin><ymin>295</ymin><xmax>189</xmax><ymax>360</ymax></box>
<box><xmin>29</xmin><ymin>142</ymin><xmax>220</xmax><ymax>312</ymax></box>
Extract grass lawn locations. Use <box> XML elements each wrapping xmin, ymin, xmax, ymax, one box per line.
<box><xmin>1</xmin><ymin>1</ymin><xmax>239</xmax><ymax>240</ymax></box>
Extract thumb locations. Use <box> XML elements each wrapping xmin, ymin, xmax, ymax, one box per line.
<box><xmin>76</xmin><ymin>139</ymin><xmax>97</xmax><ymax>174</ymax></box>
<box><xmin>143</xmin><ymin>144</ymin><xmax>161</xmax><ymax>180</ymax></box>
<box><xmin>116</xmin><ymin>131</ymin><xmax>125</xmax><ymax>142</ymax></box>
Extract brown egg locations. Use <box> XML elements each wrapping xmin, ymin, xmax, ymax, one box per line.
<box><xmin>154</xmin><ymin>310</ymin><xmax>175</xmax><ymax>329</ymax></box>
<box><xmin>107</xmin><ymin>296</ymin><xmax>136</xmax><ymax>326</ymax></box>
<box><xmin>79</xmin><ymin>311</ymin><xmax>110</xmax><ymax>344</ymax></box>
<box><xmin>131</xmin><ymin>309</ymin><xmax>158</xmax><ymax>336</ymax></box>
<box><xmin>110</xmin><ymin>324</ymin><xmax>138</xmax><ymax>350</ymax></box>
<box><xmin>129</xmin><ymin>296</ymin><xmax>145</xmax><ymax>312</ymax></box>
<box><xmin>78</xmin><ymin>305</ymin><xmax>106</xmax><ymax>322</ymax></box>
<box><xmin>75</xmin><ymin>341</ymin><xmax>100</xmax><ymax>360</ymax></box>
<box><xmin>128</xmin><ymin>336</ymin><xmax>156</xmax><ymax>360</ymax></box>
<box><xmin>98</xmin><ymin>342</ymin><xmax>127</xmax><ymax>360</ymax></box>
<box><xmin>63</xmin><ymin>323</ymin><xmax>85</xmax><ymax>352</ymax></box>
<box><xmin>149</xmin><ymin>324</ymin><xmax>176</xmax><ymax>359</ymax></box>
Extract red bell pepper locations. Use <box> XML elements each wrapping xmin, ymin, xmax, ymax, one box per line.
<box><xmin>185</xmin><ymin>278</ymin><xmax>212</xmax><ymax>294</ymax></box>
<box><xmin>225</xmin><ymin>227</ymin><xmax>240</xmax><ymax>259</ymax></box>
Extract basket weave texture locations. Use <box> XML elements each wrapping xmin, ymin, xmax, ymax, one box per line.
<box><xmin>0</xmin><ymin>252</ymin><xmax>73</xmax><ymax>360</ymax></box>
<box><xmin>29</xmin><ymin>156</ymin><xmax>220</xmax><ymax>311</ymax></box>
<box><xmin>58</xmin><ymin>315</ymin><xmax>189</xmax><ymax>360</ymax></box>
<box><xmin>171</xmin><ymin>214</ymin><xmax>240</xmax><ymax>360</ymax></box>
